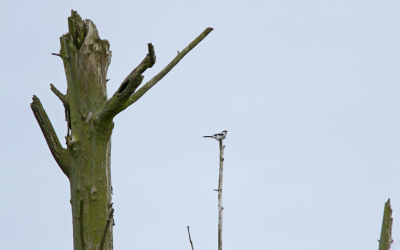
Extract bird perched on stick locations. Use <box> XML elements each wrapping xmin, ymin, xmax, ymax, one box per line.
<box><xmin>203</xmin><ymin>130</ymin><xmax>227</xmax><ymax>141</ymax></box>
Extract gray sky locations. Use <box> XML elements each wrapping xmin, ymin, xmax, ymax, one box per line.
<box><xmin>1</xmin><ymin>1</ymin><xmax>400</xmax><ymax>249</ymax></box>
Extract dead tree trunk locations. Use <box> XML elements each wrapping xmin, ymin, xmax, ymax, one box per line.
<box><xmin>31</xmin><ymin>10</ymin><xmax>212</xmax><ymax>250</ymax></box>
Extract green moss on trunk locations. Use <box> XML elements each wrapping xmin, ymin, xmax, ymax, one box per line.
<box><xmin>62</xmin><ymin>10</ymin><xmax>114</xmax><ymax>250</ymax></box>
<box><xmin>31</xmin><ymin>9</ymin><xmax>213</xmax><ymax>250</ymax></box>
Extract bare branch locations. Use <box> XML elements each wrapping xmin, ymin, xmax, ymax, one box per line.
<box><xmin>30</xmin><ymin>95</ymin><xmax>69</xmax><ymax>177</ymax></box>
<box><xmin>51</xmin><ymin>53</ymin><xmax>62</xmax><ymax>58</ymax></box>
<box><xmin>125</xmin><ymin>27</ymin><xmax>213</xmax><ymax>107</ymax></box>
<box><xmin>96</xmin><ymin>27</ymin><xmax>212</xmax><ymax>124</ymax></box>
<box><xmin>50</xmin><ymin>84</ymin><xmax>67</xmax><ymax>104</ymax></box>
<box><xmin>96</xmin><ymin>44</ymin><xmax>155</xmax><ymax>124</ymax></box>
<box><xmin>378</xmin><ymin>199</ymin><xmax>393</xmax><ymax>250</ymax></box>
<box><xmin>50</xmin><ymin>84</ymin><xmax>71</xmax><ymax>136</ymax></box>
<box><xmin>187</xmin><ymin>226</ymin><xmax>194</xmax><ymax>250</ymax></box>
<box><xmin>99</xmin><ymin>208</ymin><xmax>114</xmax><ymax>250</ymax></box>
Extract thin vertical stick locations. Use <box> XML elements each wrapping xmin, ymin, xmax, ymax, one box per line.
<box><xmin>79</xmin><ymin>200</ymin><xmax>85</xmax><ymax>250</ymax></box>
<box><xmin>378</xmin><ymin>199</ymin><xmax>393</xmax><ymax>250</ymax></box>
<box><xmin>218</xmin><ymin>140</ymin><xmax>225</xmax><ymax>250</ymax></box>
<box><xmin>99</xmin><ymin>208</ymin><xmax>114</xmax><ymax>250</ymax></box>
<box><xmin>187</xmin><ymin>226</ymin><xmax>194</xmax><ymax>250</ymax></box>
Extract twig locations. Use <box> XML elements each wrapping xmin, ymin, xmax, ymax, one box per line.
<box><xmin>187</xmin><ymin>226</ymin><xmax>194</xmax><ymax>250</ymax></box>
<box><xmin>125</xmin><ymin>27</ymin><xmax>213</xmax><ymax>107</ymax></box>
<box><xmin>50</xmin><ymin>84</ymin><xmax>71</xmax><ymax>136</ymax></box>
<box><xmin>79</xmin><ymin>200</ymin><xmax>85</xmax><ymax>250</ymax></box>
<box><xmin>50</xmin><ymin>84</ymin><xmax>67</xmax><ymax>104</ymax></box>
<box><xmin>99</xmin><ymin>208</ymin><xmax>115</xmax><ymax>250</ymax></box>
<box><xmin>378</xmin><ymin>199</ymin><xmax>393</xmax><ymax>250</ymax></box>
<box><xmin>78</xmin><ymin>109</ymin><xmax>86</xmax><ymax>120</ymax></box>
<box><xmin>51</xmin><ymin>53</ymin><xmax>62</xmax><ymax>58</ymax></box>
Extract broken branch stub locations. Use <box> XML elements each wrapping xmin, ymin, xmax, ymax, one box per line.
<box><xmin>30</xmin><ymin>96</ymin><xmax>70</xmax><ymax>177</ymax></box>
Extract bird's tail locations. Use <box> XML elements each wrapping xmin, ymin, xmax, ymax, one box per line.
<box><xmin>203</xmin><ymin>136</ymin><xmax>213</xmax><ymax>138</ymax></box>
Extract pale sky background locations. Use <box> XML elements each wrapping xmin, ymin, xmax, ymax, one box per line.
<box><xmin>1</xmin><ymin>1</ymin><xmax>400</xmax><ymax>249</ymax></box>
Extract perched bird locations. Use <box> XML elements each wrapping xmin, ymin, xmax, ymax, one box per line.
<box><xmin>203</xmin><ymin>130</ymin><xmax>227</xmax><ymax>141</ymax></box>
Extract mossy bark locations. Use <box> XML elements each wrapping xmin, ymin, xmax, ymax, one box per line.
<box><xmin>62</xmin><ymin>10</ymin><xmax>114</xmax><ymax>250</ymax></box>
<box><xmin>31</xmin><ymin>10</ymin><xmax>212</xmax><ymax>250</ymax></box>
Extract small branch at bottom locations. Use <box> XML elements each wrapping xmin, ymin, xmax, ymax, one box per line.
<box><xmin>187</xmin><ymin>226</ymin><xmax>194</xmax><ymax>250</ymax></box>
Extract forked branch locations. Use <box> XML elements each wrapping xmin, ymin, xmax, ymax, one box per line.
<box><xmin>125</xmin><ymin>27</ymin><xmax>213</xmax><ymax>108</ymax></box>
<box><xmin>30</xmin><ymin>96</ymin><xmax>69</xmax><ymax>177</ymax></box>
<box><xmin>96</xmin><ymin>27</ymin><xmax>213</xmax><ymax>124</ymax></box>
<box><xmin>96</xmin><ymin>44</ymin><xmax>156</xmax><ymax>124</ymax></box>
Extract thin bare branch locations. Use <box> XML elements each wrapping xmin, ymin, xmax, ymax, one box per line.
<box><xmin>50</xmin><ymin>84</ymin><xmax>67</xmax><ymax>104</ymax></box>
<box><xmin>125</xmin><ymin>27</ymin><xmax>213</xmax><ymax>107</ymax></box>
<box><xmin>30</xmin><ymin>95</ymin><xmax>69</xmax><ymax>177</ymax></box>
<box><xmin>51</xmin><ymin>53</ymin><xmax>62</xmax><ymax>58</ymax></box>
<box><xmin>96</xmin><ymin>44</ymin><xmax>155</xmax><ymax>124</ymax></box>
<box><xmin>187</xmin><ymin>226</ymin><xmax>194</xmax><ymax>250</ymax></box>
<box><xmin>50</xmin><ymin>84</ymin><xmax>71</xmax><ymax>136</ymax></box>
<box><xmin>378</xmin><ymin>199</ymin><xmax>393</xmax><ymax>250</ymax></box>
<box><xmin>99</xmin><ymin>208</ymin><xmax>114</xmax><ymax>250</ymax></box>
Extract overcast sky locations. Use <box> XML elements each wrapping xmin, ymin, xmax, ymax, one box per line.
<box><xmin>1</xmin><ymin>1</ymin><xmax>400</xmax><ymax>249</ymax></box>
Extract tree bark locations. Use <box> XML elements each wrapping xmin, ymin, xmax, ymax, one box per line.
<box><xmin>31</xmin><ymin>10</ymin><xmax>212</xmax><ymax>250</ymax></box>
<box><xmin>378</xmin><ymin>199</ymin><xmax>393</xmax><ymax>250</ymax></box>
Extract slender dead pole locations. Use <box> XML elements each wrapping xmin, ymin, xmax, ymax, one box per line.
<box><xmin>378</xmin><ymin>199</ymin><xmax>393</xmax><ymax>250</ymax></box>
<box><xmin>218</xmin><ymin>140</ymin><xmax>225</xmax><ymax>250</ymax></box>
<box><xmin>204</xmin><ymin>130</ymin><xmax>227</xmax><ymax>250</ymax></box>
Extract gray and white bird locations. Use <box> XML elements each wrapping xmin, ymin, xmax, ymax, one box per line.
<box><xmin>203</xmin><ymin>130</ymin><xmax>227</xmax><ymax>141</ymax></box>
